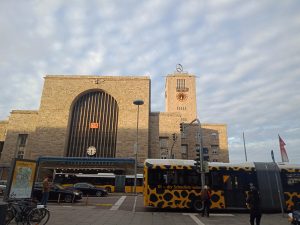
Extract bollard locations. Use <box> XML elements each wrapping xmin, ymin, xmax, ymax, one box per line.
<box><xmin>58</xmin><ymin>193</ymin><xmax>61</xmax><ymax>204</ymax></box>
<box><xmin>0</xmin><ymin>202</ymin><xmax>8</xmax><ymax>225</ymax></box>
<box><xmin>85</xmin><ymin>194</ymin><xmax>88</xmax><ymax>206</ymax></box>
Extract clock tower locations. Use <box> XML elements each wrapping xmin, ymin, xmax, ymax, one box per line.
<box><xmin>165</xmin><ymin>66</ymin><xmax>197</xmax><ymax>123</ymax></box>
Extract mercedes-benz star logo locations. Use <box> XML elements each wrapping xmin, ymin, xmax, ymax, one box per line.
<box><xmin>176</xmin><ymin>64</ymin><xmax>183</xmax><ymax>72</ymax></box>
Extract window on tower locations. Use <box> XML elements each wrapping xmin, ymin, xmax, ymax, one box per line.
<box><xmin>176</xmin><ymin>79</ymin><xmax>189</xmax><ymax>92</ymax></box>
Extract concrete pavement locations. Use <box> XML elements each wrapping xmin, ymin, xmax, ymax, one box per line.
<box><xmin>45</xmin><ymin>205</ymin><xmax>290</xmax><ymax>225</ymax></box>
<box><xmin>1</xmin><ymin>194</ymin><xmax>291</xmax><ymax>225</ymax></box>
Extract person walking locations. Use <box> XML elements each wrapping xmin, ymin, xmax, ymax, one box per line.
<box><xmin>41</xmin><ymin>176</ymin><xmax>50</xmax><ymax>206</ymax></box>
<box><xmin>200</xmin><ymin>185</ymin><xmax>211</xmax><ymax>217</ymax></box>
<box><xmin>246</xmin><ymin>185</ymin><xmax>262</xmax><ymax>225</ymax></box>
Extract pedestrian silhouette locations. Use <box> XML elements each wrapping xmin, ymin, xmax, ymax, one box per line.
<box><xmin>200</xmin><ymin>185</ymin><xmax>211</xmax><ymax>217</ymax></box>
<box><xmin>246</xmin><ymin>185</ymin><xmax>262</xmax><ymax>225</ymax></box>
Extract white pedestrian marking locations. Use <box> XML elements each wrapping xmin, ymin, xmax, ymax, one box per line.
<box><xmin>132</xmin><ymin>195</ymin><xmax>137</xmax><ymax>212</ymax></box>
<box><xmin>183</xmin><ymin>213</ymin><xmax>235</xmax><ymax>225</ymax></box>
<box><xmin>183</xmin><ymin>213</ymin><xmax>234</xmax><ymax>217</ymax></box>
<box><xmin>188</xmin><ymin>214</ymin><xmax>205</xmax><ymax>225</ymax></box>
<box><xmin>110</xmin><ymin>195</ymin><xmax>127</xmax><ymax>210</ymax></box>
<box><xmin>209</xmin><ymin>213</ymin><xmax>234</xmax><ymax>217</ymax></box>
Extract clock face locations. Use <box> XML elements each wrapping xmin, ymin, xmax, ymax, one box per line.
<box><xmin>176</xmin><ymin>92</ymin><xmax>187</xmax><ymax>102</ymax></box>
<box><xmin>87</xmin><ymin>146</ymin><xmax>96</xmax><ymax>156</ymax></box>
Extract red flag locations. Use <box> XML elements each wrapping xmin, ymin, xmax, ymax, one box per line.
<box><xmin>279</xmin><ymin>135</ymin><xmax>289</xmax><ymax>162</ymax></box>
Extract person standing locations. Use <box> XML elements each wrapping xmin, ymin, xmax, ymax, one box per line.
<box><xmin>41</xmin><ymin>176</ymin><xmax>50</xmax><ymax>206</ymax></box>
<box><xmin>246</xmin><ymin>185</ymin><xmax>262</xmax><ymax>225</ymax></box>
<box><xmin>200</xmin><ymin>185</ymin><xmax>211</xmax><ymax>217</ymax></box>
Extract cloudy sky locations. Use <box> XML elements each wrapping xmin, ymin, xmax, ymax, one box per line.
<box><xmin>0</xmin><ymin>0</ymin><xmax>299</xmax><ymax>163</ymax></box>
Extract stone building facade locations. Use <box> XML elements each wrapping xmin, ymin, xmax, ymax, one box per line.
<box><xmin>0</xmin><ymin>70</ymin><xmax>229</xmax><ymax>177</ymax></box>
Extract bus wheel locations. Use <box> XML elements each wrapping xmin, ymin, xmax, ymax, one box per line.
<box><xmin>105</xmin><ymin>187</ymin><xmax>111</xmax><ymax>193</ymax></box>
<box><xmin>192</xmin><ymin>200</ymin><xmax>203</xmax><ymax>212</ymax></box>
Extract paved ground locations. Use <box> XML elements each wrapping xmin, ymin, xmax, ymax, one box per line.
<box><xmin>1</xmin><ymin>194</ymin><xmax>291</xmax><ymax>225</ymax></box>
<box><xmin>37</xmin><ymin>206</ymin><xmax>291</xmax><ymax>225</ymax></box>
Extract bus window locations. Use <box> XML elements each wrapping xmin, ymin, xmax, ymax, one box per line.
<box><xmin>187</xmin><ymin>170</ymin><xmax>201</xmax><ymax>186</ymax></box>
<box><xmin>176</xmin><ymin>170</ymin><xmax>186</xmax><ymax>185</ymax></box>
<box><xmin>148</xmin><ymin>169</ymin><xmax>163</xmax><ymax>185</ymax></box>
<box><xmin>281</xmin><ymin>172</ymin><xmax>300</xmax><ymax>191</ymax></box>
<box><xmin>223</xmin><ymin>175</ymin><xmax>233</xmax><ymax>190</ymax></box>
<box><xmin>222</xmin><ymin>173</ymin><xmax>248</xmax><ymax>190</ymax></box>
<box><xmin>148</xmin><ymin>169</ymin><xmax>201</xmax><ymax>186</ymax></box>
<box><xmin>162</xmin><ymin>171</ymin><xmax>175</xmax><ymax>185</ymax></box>
<box><xmin>211</xmin><ymin>172</ymin><xmax>222</xmax><ymax>189</ymax></box>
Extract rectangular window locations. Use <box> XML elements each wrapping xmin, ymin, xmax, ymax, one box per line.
<box><xmin>203</xmin><ymin>147</ymin><xmax>209</xmax><ymax>154</ymax></box>
<box><xmin>211</xmin><ymin>145</ymin><xmax>219</xmax><ymax>154</ymax></box>
<box><xmin>16</xmin><ymin>134</ymin><xmax>28</xmax><ymax>159</ymax></box>
<box><xmin>159</xmin><ymin>137</ymin><xmax>169</xmax><ymax>159</ymax></box>
<box><xmin>281</xmin><ymin>171</ymin><xmax>300</xmax><ymax>192</ymax></box>
<box><xmin>159</xmin><ymin>137</ymin><xmax>169</xmax><ymax>149</ymax></box>
<box><xmin>148</xmin><ymin>169</ymin><xmax>201</xmax><ymax>186</ymax></box>
<box><xmin>17</xmin><ymin>147</ymin><xmax>25</xmax><ymax>159</ymax></box>
<box><xmin>176</xmin><ymin>79</ymin><xmax>185</xmax><ymax>90</ymax></box>
<box><xmin>18</xmin><ymin>134</ymin><xmax>28</xmax><ymax>147</ymax></box>
<box><xmin>181</xmin><ymin>145</ymin><xmax>188</xmax><ymax>159</ymax></box>
<box><xmin>211</xmin><ymin>171</ymin><xmax>223</xmax><ymax>189</ymax></box>
<box><xmin>210</xmin><ymin>132</ymin><xmax>218</xmax><ymax>142</ymax></box>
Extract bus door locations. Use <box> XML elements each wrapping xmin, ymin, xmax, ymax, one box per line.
<box><xmin>115</xmin><ymin>175</ymin><xmax>125</xmax><ymax>192</ymax></box>
<box><xmin>223</xmin><ymin>173</ymin><xmax>246</xmax><ymax>208</ymax></box>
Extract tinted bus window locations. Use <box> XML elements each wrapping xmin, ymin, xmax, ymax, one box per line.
<box><xmin>148</xmin><ymin>169</ymin><xmax>201</xmax><ymax>186</ymax></box>
<box><xmin>281</xmin><ymin>172</ymin><xmax>300</xmax><ymax>191</ymax></box>
<box><xmin>211</xmin><ymin>171</ymin><xmax>223</xmax><ymax>189</ymax></box>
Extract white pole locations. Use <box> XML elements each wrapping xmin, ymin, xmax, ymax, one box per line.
<box><xmin>243</xmin><ymin>132</ymin><xmax>248</xmax><ymax>162</ymax></box>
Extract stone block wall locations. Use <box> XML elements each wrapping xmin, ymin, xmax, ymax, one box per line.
<box><xmin>0</xmin><ymin>121</ymin><xmax>8</xmax><ymax>141</ymax></box>
<box><xmin>0</xmin><ymin>111</ymin><xmax>38</xmax><ymax>163</ymax></box>
<box><xmin>1</xmin><ymin>75</ymin><xmax>150</xmax><ymax>165</ymax></box>
<box><xmin>182</xmin><ymin>123</ymin><xmax>229</xmax><ymax>162</ymax></box>
<box><xmin>149</xmin><ymin>112</ymin><xmax>181</xmax><ymax>159</ymax></box>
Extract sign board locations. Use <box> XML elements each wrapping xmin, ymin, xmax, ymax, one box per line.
<box><xmin>90</xmin><ymin>122</ymin><xmax>99</xmax><ymax>129</ymax></box>
<box><xmin>5</xmin><ymin>158</ymin><xmax>37</xmax><ymax>199</ymax></box>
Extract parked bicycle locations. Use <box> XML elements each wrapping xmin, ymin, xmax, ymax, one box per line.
<box><xmin>5</xmin><ymin>198</ymin><xmax>50</xmax><ymax>225</ymax></box>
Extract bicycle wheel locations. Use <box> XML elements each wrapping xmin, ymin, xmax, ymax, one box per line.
<box><xmin>27</xmin><ymin>208</ymin><xmax>50</xmax><ymax>225</ymax></box>
<box><xmin>5</xmin><ymin>208</ymin><xmax>15</xmax><ymax>225</ymax></box>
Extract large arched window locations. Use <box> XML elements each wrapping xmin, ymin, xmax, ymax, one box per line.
<box><xmin>66</xmin><ymin>91</ymin><xmax>118</xmax><ymax>157</ymax></box>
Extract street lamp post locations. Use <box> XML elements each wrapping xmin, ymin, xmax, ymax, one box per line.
<box><xmin>190</xmin><ymin>118</ymin><xmax>205</xmax><ymax>188</ymax></box>
<box><xmin>198</xmin><ymin>122</ymin><xmax>205</xmax><ymax>188</ymax></box>
<box><xmin>133</xmin><ymin>99</ymin><xmax>144</xmax><ymax>195</ymax></box>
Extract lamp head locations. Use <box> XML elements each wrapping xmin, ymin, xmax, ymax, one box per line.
<box><xmin>133</xmin><ymin>100</ymin><xmax>144</xmax><ymax>105</ymax></box>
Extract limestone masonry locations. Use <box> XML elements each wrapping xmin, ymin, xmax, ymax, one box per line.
<box><xmin>0</xmin><ymin>70</ymin><xmax>229</xmax><ymax>175</ymax></box>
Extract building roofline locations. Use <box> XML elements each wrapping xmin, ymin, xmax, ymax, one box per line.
<box><xmin>44</xmin><ymin>75</ymin><xmax>150</xmax><ymax>80</ymax></box>
<box><xmin>10</xmin><ymin>110</ymin><xmax>39</xmax><ymax>115</ymax></box>
<box><xmin>167</xmin><ymin>72</ymin><xmax>196</xmax><ymax>77</ymax></box>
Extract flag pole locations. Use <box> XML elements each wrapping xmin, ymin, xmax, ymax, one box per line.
<box><xmin>278</xmin><ymin>134</ymin><xmax>283</xmax><ymax>162</ymax></box>
<box><xmin>271</xmin><ymin>150</ymin><xmax>275</xmax><ymax>162</ymax></box>
<box><xmin>243</xmin><ymin>132</ymin><xmax>248</xmax><ymax>162</ymax></box>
